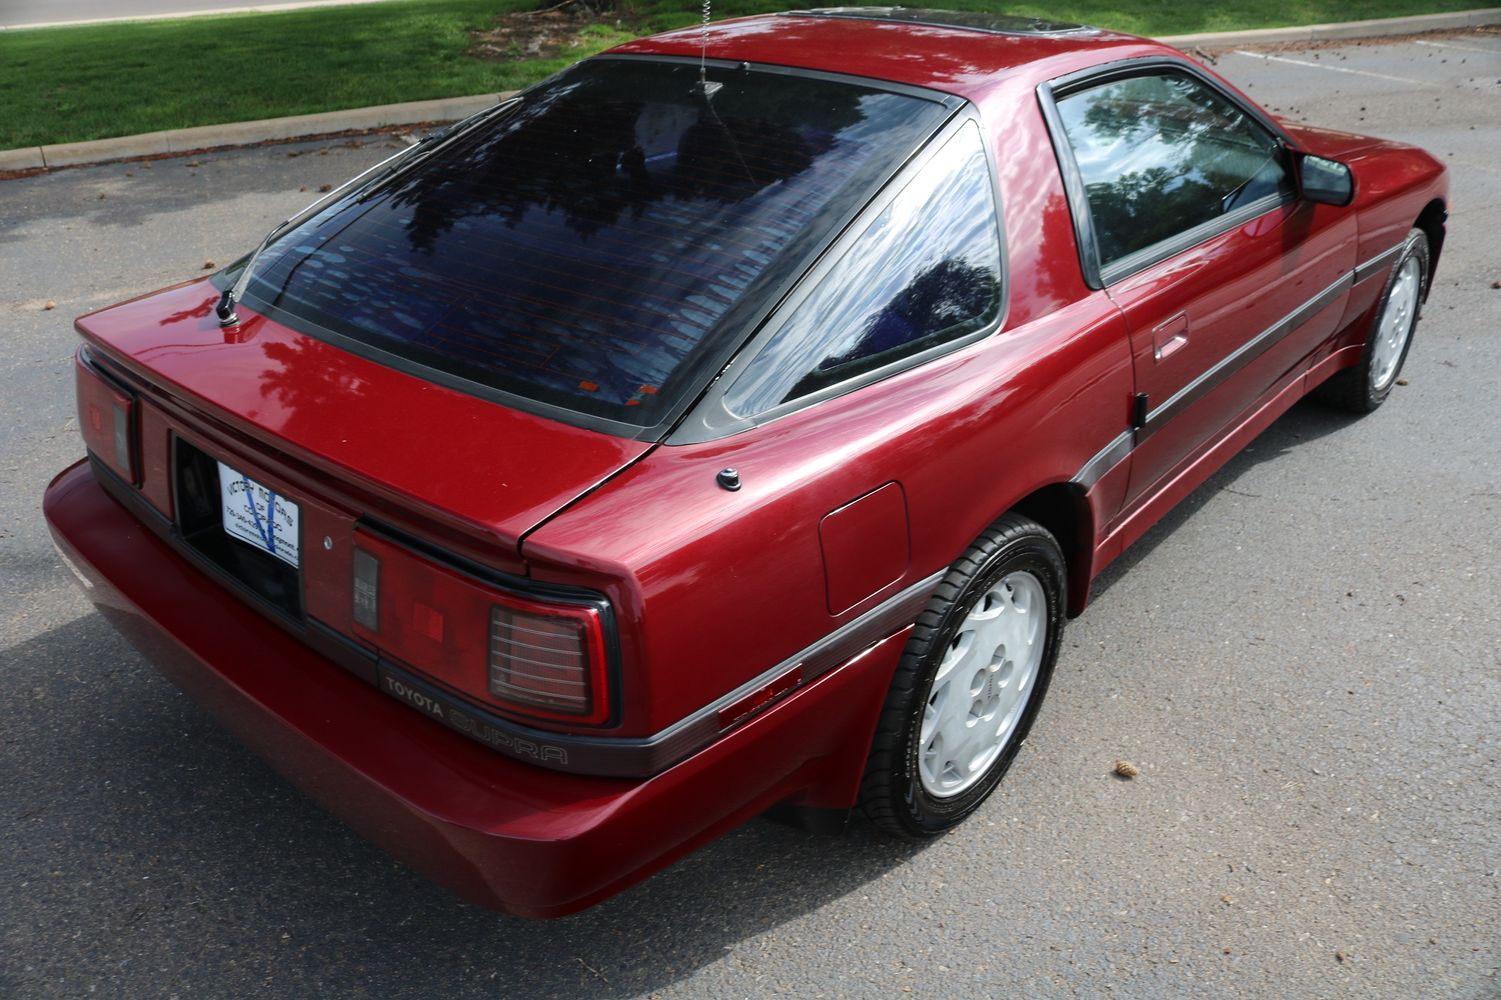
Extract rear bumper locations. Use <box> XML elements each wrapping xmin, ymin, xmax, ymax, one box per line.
<box><xmin>43</xmin><ymin>460</ymin><xmax>909</xmax><ymax>917</ymax></box>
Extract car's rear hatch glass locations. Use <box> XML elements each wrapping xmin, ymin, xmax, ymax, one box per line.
<box><xmin>235</xmin><ymin>58</ymin><xmax>952</xmax><ymax>434</ymax></box>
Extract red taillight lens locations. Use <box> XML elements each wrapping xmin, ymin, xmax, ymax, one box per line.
<box><xmin>76</xmin><ymin>349</ymin><xmax>137</xmax><ymax>484</ymax></box>
<box><xmin>489</xmin><ymin>601</ymin><xmax>608</xmax><ymax>719</ymax></box>
<box><xmin>350</xmin><ymin>529</ymin><xmax>611</xmax><ymax>727</ymax></box>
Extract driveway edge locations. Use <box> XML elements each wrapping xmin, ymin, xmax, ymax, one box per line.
<box><xmin>3</xmin><ymin>7</ymin><xmax>1498</xmax><ymax>173</ymax></box>
<box><xmin>1163</xmin><ymin>6</ymin><xmax>1501</xmax><ymax>47</ymax></box>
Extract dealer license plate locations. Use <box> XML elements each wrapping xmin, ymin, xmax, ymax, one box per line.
<box><xmin>217</xmin><ymin>461</ymin><xmax>300</xmax><ymax>568</ymax></box>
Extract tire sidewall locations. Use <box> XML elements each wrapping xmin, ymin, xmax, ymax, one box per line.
<box><xmin>896</xmin><ymin>531</ymin><xmax>1065</xmax><ymax>833</ymax></box>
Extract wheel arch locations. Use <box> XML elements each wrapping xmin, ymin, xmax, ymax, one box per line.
<box><xmin>1415</xmin><ymin>198</ymin><xmax>1447</xmax><ymax>300</ymax></box>
<box><xmin>1009</xmin><ymin>481</ymin><xmax>1095</xmax><ymax>619</ymax></box>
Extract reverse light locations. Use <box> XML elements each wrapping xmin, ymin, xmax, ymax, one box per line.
<box><xmin>350</xmin><ymin>529</ymin><xmax>612</xmax><ymax>727</ymax></box>
<box><xmin>352</xmin><ymin>547</ymin><xmax>380</xmax><ymax>630</ymax></box>
<box><xmin>76</xmin><ymin>348</ymin><xmax>137</xmax><ymax>484</ymax></box>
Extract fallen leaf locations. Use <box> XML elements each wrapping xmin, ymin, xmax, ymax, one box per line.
<box><xmin>1113</xmin><ymin>759</ymin><xmax>1139</xmax><ymax>779</ymax></box>
<box><xmin>43</xmin><ymin>301</ymin><xmax>57</xmax><ymax>311</ymax></box>
<box><xmin>1491</xmin><ymin>279</ymin><xmax>1501</xmax><ymax>289</ymax></box>
<box><xmin>1336</xmin><ymin>950</ymin><xmax>1348</xmax><ymax>963</ymax></box>
<box><xmin>1396</xmin><ymin>378</ymin><xmax>1409</xmax><ymax>386</ymax></box>
<box><xmin>1220</xmin><ymin>894</ymin><xmax>1234</xmax><ymax>905</ymax></box>
<box><xmin>318</xmin><ymin>183</ymin><xmax>332</xmax><ymax>192</ymax></box>
<box><xmin>202</xmin><ymin>260</ymin><xmax>216</xmax><ymax>270</ymax></box>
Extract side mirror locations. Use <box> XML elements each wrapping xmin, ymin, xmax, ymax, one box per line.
<box><xmin>1299</xmin><ymin>153</ymin><xmax>1354</xmax><ymax>206</ymax></box>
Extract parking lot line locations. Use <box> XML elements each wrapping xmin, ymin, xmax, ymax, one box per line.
<box><xmin>1414</xmin><ymin>38</ymin><xmax>1501</xmax><ymax>54</ymax></box>
<box><xmin>1231</xmin><ymin>49</ymin><xmax>1439</xmax><ymax>87</ymax></box>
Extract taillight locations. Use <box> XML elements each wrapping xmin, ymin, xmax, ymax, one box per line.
<box><xmin>76</xmin><ymin>348</ymin><xmax>137</xmax><ymax>484</ymax></box>
<box><xmin>489</xmin><ymin>599</ymin><xmax>608</xmax><ymax>719</ymax></box>
<box><xmin>351</xmin><ymin>529</ymin><xmax>611</xmax><ymax>727</ymax></box>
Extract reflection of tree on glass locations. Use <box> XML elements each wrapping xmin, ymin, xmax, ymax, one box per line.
<box><xmin>395</xmin><ymin>69</ymin><xmax>870</xmax><ymax>247</ymax></box>
<box><xmin>727</xmin><ymin>122</ymin><xmax>1003</xmax><ymax>414</ymax></box>
<box><xmin>241</xmin><ymin>60</ymin><xmax>948</xmax><ymax>424</ymax></box>
<box><xmin>1057</xmin><ymin>72</ymin><xmax>1293</xmax><ymax>268</ymax></box>
<box><xmin>790</xmin><ymin>258</ymin><xmax>1001</xmax><ymax>400</ymax></box>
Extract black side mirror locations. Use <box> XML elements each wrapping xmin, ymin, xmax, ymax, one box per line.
<box><xmin>1299</xmin><ymin>153</ymin><xmax>1354</xmax><ymax>206</ymax></box>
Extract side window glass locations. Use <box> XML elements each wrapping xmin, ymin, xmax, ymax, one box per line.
<box><xmin>725</xmin><ymin>121</ymin><xmax>1003</xmax><ymax>415</ymax></box>
<box><xmin>1056</xmin><ymin>72</ymin><xmax>1294</xmax><ymax>270</ymax></box>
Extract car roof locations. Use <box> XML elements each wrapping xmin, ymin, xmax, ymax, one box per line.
<box><xmin>608</xmin><ymin>8</ymin><xmax>1166</xmax><ymax>102</ymax></box>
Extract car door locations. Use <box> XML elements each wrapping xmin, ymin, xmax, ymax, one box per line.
<box><xmin>1044</xmin><ymin>64</ymin><xmax>1355</xmax><ymax>508</ymax></box>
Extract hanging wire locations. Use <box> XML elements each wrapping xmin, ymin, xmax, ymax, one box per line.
<box><xmin>699</xmin><ymin>0</ymin><xmax>712</xmax><ymax>83</ymax></box>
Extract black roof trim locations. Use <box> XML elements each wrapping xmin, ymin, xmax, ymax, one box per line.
<box><xmin>778</xmin><ymin>7</ymin><xmax>1095</xmax><ymax>36</ymax></box>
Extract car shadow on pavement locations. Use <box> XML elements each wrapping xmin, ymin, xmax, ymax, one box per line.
<box><xmin>1</xmin><ymin>610</ymin><xmax>926</xmax><ymax>998</ymax></box>
<box><xmin>1087</xmin><ymin>393</ymin><xmax>1363</xmax><ymax>606</ymax></box>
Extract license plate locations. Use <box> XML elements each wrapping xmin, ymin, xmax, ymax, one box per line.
<box><xmin>217</xmin><ymin>461</ymin><xmax>300</xmax><ymax>568</ymax></box>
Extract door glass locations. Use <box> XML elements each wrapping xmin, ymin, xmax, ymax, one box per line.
<box><xmin>1056</xmin><ymin>72</ymin><xmax>1293</xmax><ymax>270</ymax></box>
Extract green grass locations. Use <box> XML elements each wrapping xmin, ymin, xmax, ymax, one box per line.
<box><xmin>0</xmin><ymin>0</ymin><xmax>1481</xmax><ymax>150</ymax></box>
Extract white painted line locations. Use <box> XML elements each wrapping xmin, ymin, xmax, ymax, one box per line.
<box><xmin>1414</xmin><ymin>38</ymin><xmax>1501</xmax><ymax>54</ymax></box>
<box><xmin>1231</xmin><ymin>49</ymin><xmax>1439</xmax><ymax>87</ymax></box>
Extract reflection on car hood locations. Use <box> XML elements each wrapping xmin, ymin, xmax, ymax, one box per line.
<box><xmin>75</xmin><ymin>278</ymin><xmax>652</xmax><ymax>550</ymax></box>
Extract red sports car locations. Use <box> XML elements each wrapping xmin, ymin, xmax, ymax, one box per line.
<box><xmin>45</xmin><ymin>8</ymin><xmax>1447</xmax><ymax>917</ymax></box>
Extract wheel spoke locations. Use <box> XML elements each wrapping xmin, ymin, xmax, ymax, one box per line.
<box><xmin>1371</xmin><ymin>257</ymin><xmax>1420</xmax><ymax>390</ymax></box>
<box><xmin>933</xmin><ymin>628</ymin><xmax>973</xmax><ymax>687</ymax></box>
<box><xmin>919</xmin><ymin>569</ymin><xmax>1050</xmax><ymax>798</ymax></box>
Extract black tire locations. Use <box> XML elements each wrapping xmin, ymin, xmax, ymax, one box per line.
<box><xmin>859</xmin><ymin>514</ymin><xmax>1065</xmax><ymax>838</ymax></box>
<box><xmin>1316</xmin><ymin>227</ymin><xmax>1429</xmax><ymax>414</ymax></box>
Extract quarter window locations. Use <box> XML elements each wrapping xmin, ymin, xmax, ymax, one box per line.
<box><xmin>726</xmin><ymin>121</ymin><xmax>1003</xmax><ymax>415</ymax></box>
<box><xmin>1056</xmin><ymin>71</ymin><xmax>1293</xmax><ymax>272</ymax></box>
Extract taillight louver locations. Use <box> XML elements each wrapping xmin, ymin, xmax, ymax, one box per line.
<box><xmin>489</xmin><ymin>606</ymin><xmax>593</xmax><ymax>715</ymax></box>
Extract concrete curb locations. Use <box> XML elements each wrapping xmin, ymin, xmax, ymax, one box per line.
<box><xmin>1</xmin><ymin>93</ymin><xmax>508</xmax><ymax>172</ymax></box>
<box><xmin>3</xmin><ymin>7</ymin><xmax>1498</xmax><ymax>173</ymax></box>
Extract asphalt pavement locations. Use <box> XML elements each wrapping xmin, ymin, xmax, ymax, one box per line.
<box><xmin>2</xmin><ymin>32</ymin><xmax>1499</xmax><ymax>1000</ymax></box>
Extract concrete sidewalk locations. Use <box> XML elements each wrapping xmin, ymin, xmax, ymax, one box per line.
<box><xmin>2</xmin><ymin>6</ymin><xmax>1499</xmax><ymax>174</ymax></box>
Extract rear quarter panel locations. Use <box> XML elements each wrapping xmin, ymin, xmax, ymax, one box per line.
<box><xmin>523</xmin><ymin>77</ymin><xmax>1133</xmax><ymax>737</ymax></box>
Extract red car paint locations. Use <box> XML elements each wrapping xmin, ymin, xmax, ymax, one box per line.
<box><xmin>44</xmin><ymin>12</ymin><xmax>1447</xmax><ymax>916</ymax></box>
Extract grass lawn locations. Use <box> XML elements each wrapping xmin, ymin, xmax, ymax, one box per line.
<box><xmin>0</xmin><ymin>0</ymin><xmax>1482</xmax><ymax>150</ymax></box>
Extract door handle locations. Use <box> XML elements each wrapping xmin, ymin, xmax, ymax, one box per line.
<box><xmin>1153</xmin><ymin>312</ymin><xmax>1189</xmax><ymax>362</ymax></box>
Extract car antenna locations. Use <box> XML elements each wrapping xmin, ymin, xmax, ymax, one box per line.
<box><xmin>690</xmin><ymin>0</ymin><xmax>721</xmax><ymax>98</ymax></box>
<box><xmin>215</xmin><ymin>96</ymin><xmax>521</xmax><ymax>327</ymax></box>
<box><xmin>686</xmin><ymin>0</ymin><xmax>754</xmax><ymax>187</ymax></box>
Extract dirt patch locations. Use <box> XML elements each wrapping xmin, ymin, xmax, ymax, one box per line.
<box><xmin>467</xmin><ymin>2</ymin><xmax>643</xmax><ymax>62</ymax></box>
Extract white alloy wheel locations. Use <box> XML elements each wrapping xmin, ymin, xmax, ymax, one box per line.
<box><xmin>919</xmin><ymin>570</ymin><xmax>1046</xmax><ymax>798</ymax></box>
<box><xmin>1370</xmin><ymin>256</ymin><xmax>1421</xmax><ymax>392</ymax></box>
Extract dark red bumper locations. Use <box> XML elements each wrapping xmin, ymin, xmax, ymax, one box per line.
<box><xmin>43</xmin><ymin>460</ymin><xmax>907</xmax><ymax>917</ymax></box>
